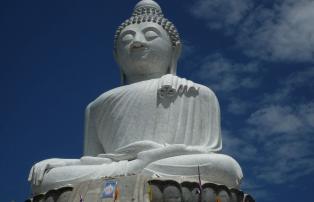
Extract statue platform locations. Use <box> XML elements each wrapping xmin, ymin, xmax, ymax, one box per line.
<box><xmin>26</xmin><ymin>174</ymin><xmax>255</xmax><ymax>202</ymax></box>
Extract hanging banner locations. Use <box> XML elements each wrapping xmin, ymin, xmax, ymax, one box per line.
<box><xmin>101</xmin><ymin>180</ymin><xmax>118</xmax><ymax>199</ymax></box>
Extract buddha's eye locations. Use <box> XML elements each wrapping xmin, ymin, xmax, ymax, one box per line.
<box><xmin>144</xmin><ymin>30</ymin><xmax>159</xmax><ymax>41</ymax></box>
<box><xmin>121</xmin><ymin>34</ymin><xmax>134</xmax><ymax>44</ymax></box>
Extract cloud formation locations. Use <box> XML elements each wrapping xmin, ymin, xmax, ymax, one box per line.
<box><xmin>189</xmin><ymin>1</ymin><xmax>314</xmax><ymax>199</ymax></box>
<box><xmin>244</xmin><ymin>68</ymin><xmax>314</xmax><ymax>184</ymax></box>
<box><xmin>240</xmin><ymin>0</ymin><xmax>314</xmax><ymax>62</ymax></box>
<box><xmin>190</xmin><ymin>0</ymin><xmax>314</xmax><ymax>62</ymax></box>
<box><xmin>248</xmin><ymin>105</ymin><xmax>303</xmax><ymax>135</ymax></box>
<box><xmin>193</xmin><ymin>53</ymin><xmax>314</xmax><ymax>195</ymax></box>
<box><xmin>190</xmin><ymin>0</ymin><xmax>252</xmax><ymax>31</ymax></box>
<box><xmin>194</xmin><ymin>53</ymin><xmax>260</xmax><ymax>93</ymax></box>
<box><xmin>262</xmin><ymin>67</ymin><xmax>314</xmax><ymax>104</ymax></box>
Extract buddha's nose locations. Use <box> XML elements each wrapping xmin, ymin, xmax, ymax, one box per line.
<box><xmin>131</xmin><ymin>34</ymin><xmax>147</xmax><ymax>49</ymax></box>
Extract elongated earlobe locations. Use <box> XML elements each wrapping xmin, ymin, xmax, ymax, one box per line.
<box><xmin>169</xmin><ymin>42</ymin><xmax>182</xmax><ymax>75</ymax></box>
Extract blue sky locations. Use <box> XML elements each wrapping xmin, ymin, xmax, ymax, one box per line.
<box><xmin>1</xmin><ymin>0</ymin><xmax>313</xmax><ymax>201</ymax></box>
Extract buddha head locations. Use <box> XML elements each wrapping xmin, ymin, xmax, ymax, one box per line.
<box><xmin>114</xmin><ymin>0</ymin><xmax>181</xmax><ymax>84</ymax></box>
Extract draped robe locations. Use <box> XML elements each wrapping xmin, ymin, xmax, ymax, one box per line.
<box><xmin>84</xmin><ymin>74</ymin><xmax>222</xmax><ymax>158</ymax></box>
<box><xmin>35</xmin><ymin>75</ymin><xmax>244</xmax><ymax>194</ymax></box>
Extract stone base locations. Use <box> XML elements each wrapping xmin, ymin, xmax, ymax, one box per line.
<box><xmin>26</xmin><ymin>175</ymin><xmax>254</xmax><ymax>202</ymax></box>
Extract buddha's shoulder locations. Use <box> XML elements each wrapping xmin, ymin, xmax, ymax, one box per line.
<box><xmin>86</xmin><ymin>81</ymin><xmax>153</xmax><ymax>110</ymax></box>
<box><xmin>194</xmin><ymin>82</ymin><xmax>218</xmax><ymax>100</ymax></box>
<box><xmin>86</xmin><ymin>76</ymin><xmax>218</xmax><ymax>110</ymax></box>
<box><xmin>86</xmin><ymin>85</ymin><xmax>127</xmax><ymax>110</ymax></box>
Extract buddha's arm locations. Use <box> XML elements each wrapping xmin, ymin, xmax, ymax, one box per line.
<box><xmin>201</xmin><ymin>86</ymin><xmax>222</xmax><ymax>152</ymax></box>
<box><xmin>137</xmin><ymin>144</ymin><xmax>209</xmax><ymax>162</ymax></box>
<box><xmin>83</xmin><ymin>103</ymin><xmax>105</xmax><ymax>156</ymax></box>
<box><xmin>29</xmin><ymin>104</ymin><xmax>108</xmax><ymax>186</ymax></box>
<box><xmin>28</xmin><ymin>156</ymin><xmax>112</xmax><ymax>186</ymax></box>
<box><xmin>28</xmin><ymin>158</ymin><xmax>80</xmax><ymax>185</ymax></box>
<box><xmin>128</xmin><ymin>144</ymin><xmax>210</xmax><ymax>172</ymax></box>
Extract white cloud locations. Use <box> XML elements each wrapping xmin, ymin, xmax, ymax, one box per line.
<box><xmin>241</xmin><ymin>179</ymin><xmax>271</xmax><ymax>201</ymax></box>
<box><xmin>262</xmin><ymin>67</ymin><xmax>314</xmax><ymax>104</ymax></box>
<box><xmin>247</xmin><ymin>105</ymin><xmax>303</xmax><ymax>135</ymax></box>
<box><xmin>216</xmin><ymin>66</ymin><xmax>314</xmax><ymax>186</ymax></box>
<box><xmin>240</xmin><ymin>0</ymin><xmax>314</xmax><ymax>62</ymax></box>
<box><xmin>181</xmin><ymin>40</ymin><xmax>196</xmax><ymax>59</ymax></box>
<box><xmin>284</xmin><ymin>67</ymin><xmax>314</xmax><ymax>88</ymax></box>
<box><xmin>300</xmin><ymin>103</ymin><xmax>314</xmax><ymax>128</ymax></box>
<box><xmin>227</xmin><ymin>97</ymin><xmax>249</xmax><ymax>115</ymax></box>
<box><xmin>223</xmin><ymin>102</ymin><xmax>314</xmax><ymax>186</ymax></box>
<box><xmin>243</xmin><ymin>66</ymin><xmax>314</xmax><ymax>184</ymax></box>
<box><xmin>189</xmin><ymin>0</ymin><xmax>314</xmax><ymax>187</ymax></box>
<box><xmin>194</xmin><ymin>53</ymin><xmax>260</xmax><ymax>92</ymax></box>
<box><xmin>190</xmin><ymin>0</ymin><xmax>314</xmax><ymax>62</ymax></box>
<box><xmin>242</xmin><ymin>103</ymin><xmax>314</xmax><ymax>184</ymax></box>
<box><xmin>222</xmin><ymin>129</ymin><xmax>257</xmax><ymax>161</ymax></box>
<box><xmin>190</xmin><ymin>0</ymin><xmax>253</xmax><ymax>30</ymax></box>
<box><xmin>256</xmin><ymin>148</ymin><xmax>314</xmax><ymax>184</ymax></box>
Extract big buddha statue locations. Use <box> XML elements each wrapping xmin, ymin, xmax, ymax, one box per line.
<box><xmin>28</xmin><ymin>0</ymin><xmax>243</xmax><ymax>195</ymax></box>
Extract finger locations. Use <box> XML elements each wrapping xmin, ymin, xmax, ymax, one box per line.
<box><xmin>38</xmin><ymin>165</ymin><xmax>47</xmax><ymax>185</ymax></box>
<box><xmin>28</xmin><ymin>166</ymin><xmax>34</xmax><ymax>182</ymax></box>
<box><xmin>187</xmin><ymin>80</ymin><xmax>194</xmax><ymax>90</ymax></box>
<box><xmin>33</xmin><ymin>164</ymin><xmax>39</xmax><ymax>185</ymax></box>
<box><xmin>30</xmin><ymin>167</ymin><xmax>35</xmax><ymax>183</ymax></box>
<box><xmin>33</xmin><ymin>166</ymin><xmax>38</xmax><ymax>185</ymax></box>
<box><xmin>178</xmin><ymin>85</ymin><xmax>184</xmax><ymax>95</ymax></box>
<box><xmin>35</xmin><ymin>166</ymin><xmax>41</xmax><ymax>185</ymax></box>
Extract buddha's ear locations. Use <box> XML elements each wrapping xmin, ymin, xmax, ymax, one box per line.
<box><xmin>113</xmin><ymin>50</ymin><xmax>126</xmax><ymax>85</ymax></box>
<box><xmin>174</xmin><ymin>41</ymin><xmax>182</xmax><ymax>59</ymax></box>
<box><xmin>169</xmin><ymin>42</ymin><xmax>182</xmax><ymax>75</ymax></box>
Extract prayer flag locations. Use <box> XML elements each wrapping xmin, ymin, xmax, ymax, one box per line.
<box><xmin>79</xmin><ymin>195</ymin><xmax>83</xmax><ymax>202</ymax></box>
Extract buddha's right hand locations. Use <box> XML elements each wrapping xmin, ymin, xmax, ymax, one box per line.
<box><xmin>28</xmin><ymin>158</ymin><xmax>80</xmax><ymax>186</ymax></box>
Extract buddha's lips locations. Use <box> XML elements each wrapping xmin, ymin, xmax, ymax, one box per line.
<box><xmin>131</xmin><ymin>46</ymin><xmax>149</xmax><ymax>52</ymax></box>
<box><xmin>130</xmin><ymin>46</ymin><xmax>150</xmax><ymax>56</ymax></box>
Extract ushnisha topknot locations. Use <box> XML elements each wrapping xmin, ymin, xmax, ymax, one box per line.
<box><xmin>132</xmin><ymin>0</ymin><xmax>163</xmax><ymax>17</ymax></box>
<box><xmin>114</xmin><ymin>0</ymin><xmax>181</xmax><ymax>50</ymax></box>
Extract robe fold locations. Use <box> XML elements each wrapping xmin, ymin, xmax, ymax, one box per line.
<box><xmin>84</xmin><ymin>74</ymin><xmax>222</xmax><ymax>158</ymax></box>
<box><xmin>33</xmin><ymin>75</ymin><xmax>243</xmax><ymax>194</ymax></box>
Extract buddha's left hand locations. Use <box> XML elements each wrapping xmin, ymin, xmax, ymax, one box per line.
<box><xmin>28</xmin><ymin>158</ymin><xmax>80</xmax><ymax>186</ymax></box>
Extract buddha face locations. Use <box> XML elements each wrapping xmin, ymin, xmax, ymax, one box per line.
<box><xmin>115</xmin><ymin>22</ymin><xmax>173</xmax><ymax>83</ymax></box>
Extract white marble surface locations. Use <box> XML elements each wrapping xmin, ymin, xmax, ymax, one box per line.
<box><xmin>28</xmin><ymin>0</ymin><xmax>243</xmax><ymax>194</ymax></box>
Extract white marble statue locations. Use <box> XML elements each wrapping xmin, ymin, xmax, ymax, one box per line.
<box><xmin>28</xmin><ymin>0</ymin><xmax>243</xmax><ymax>194</ymax></box>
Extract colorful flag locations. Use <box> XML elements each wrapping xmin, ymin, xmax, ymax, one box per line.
<box><xmin>114</xmin><ymin>185</ymin><xmax>120</xmax><ymax>202</ymax></box>
<box><xmin>197</xmin><ymin>164</ymin><xmax>202</xmax><ymax>193</ymax></box>
<box><xmin>79</xmin><ymin>195</ymin><xmax>83</xmax><ymax>202</ymax></box>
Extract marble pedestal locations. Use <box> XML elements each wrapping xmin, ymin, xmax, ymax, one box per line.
<box><xmin>26</xmin><ymin>175</ymin><xmax>254</xmax><ymax>202</ymax></box>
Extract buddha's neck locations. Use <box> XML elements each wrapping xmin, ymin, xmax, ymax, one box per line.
<box><xmin>125</xmin><ymin>73</ymin><xmax>166</xmax><ymax>84</ymax></box>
